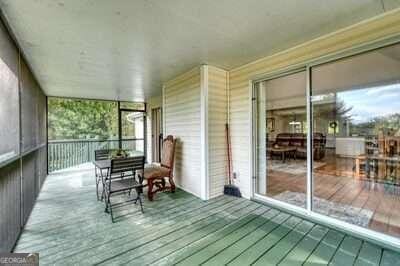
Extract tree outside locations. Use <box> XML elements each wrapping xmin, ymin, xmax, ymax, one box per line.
<box><xmin>48</xmin><ymin>97</ymin><xmax>119</xmax><ymax>140</ymax></box>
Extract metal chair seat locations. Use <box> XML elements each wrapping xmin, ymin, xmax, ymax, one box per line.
<box><xmin>108</xmin><ymin>178</ymin><xmax>141</xmax><ymax>193</ymax></box>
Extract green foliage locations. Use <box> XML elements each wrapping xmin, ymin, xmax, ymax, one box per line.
<box><xmin>48</xmin><ymin>97</ymin><xmax>118</xmax><ymax>140</ymax></box>
<box><xmin>351</xmin><ymin>113</ymin><xmax>400</xmax><ymax>136</ymax></box>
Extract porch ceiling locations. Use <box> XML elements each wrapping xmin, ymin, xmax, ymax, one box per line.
<box><xmin>0</xmin><ymin>0</ymin><xmax>399</xmax><ymax>101</ymax></box>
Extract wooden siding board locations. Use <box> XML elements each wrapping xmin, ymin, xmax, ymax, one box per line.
<box><xmin>207</xmin><ymin>66</ymin><xmax>228</xmax><ymax>198</ymax></box>
<box><xmin>164</xmin><ymin>67</ymin><xmax>201</xmax><ymax>196</ymax></box>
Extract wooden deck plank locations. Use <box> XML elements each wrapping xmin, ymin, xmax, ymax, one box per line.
<box><xmin>278</xmin><ymin>225</ymin><xmax>329</xmax><ymax>266</ymax></box>
<box><xmin>197</xmin><ymin>211</ymin><xmax>287</xmax><ymax>266</ymax></box>
<box><xmin>16</xmin><ymin>190</ymin><xmax>206</xmax><ymax>252</ymax></box>
<box><xmin>328</xmin><ymin>236</ymin><xmax>363</xmax><ymax>265</ymax></box>
<box><xmin>16</xmin><ymin>190</ymin><xmax>197</xmax><ymax>250</ymax></box>
<box><xmin>150</xmin><ymin>210</ymin><xmax>288</xmax><ymax>266</ymax></box>
<box><xmin>354</xmin><ymin>242</ymin><xmax>382</xmax><ymax>266</ymax></box>
<box><xmin>13</xmin><ymin>163</ymin><xmax>400</xmax><ymax>266</ymax></box>
<box><xmin>252</xmin><ymin>220</ymin><xmax>315</xmax><ymax>265</ymax></box>
<box><xmin>174</xmin><ymin>207</ymin><xmax>275</xmax><ymax>266</ymax></box>
<box><xmin>48</xmin><ymin>196</ymin><xmax>248</xmax><ymax>264</ymax></box>
<box><xmin>227</xmin><ymin>216</ymin><xmax>302</xmax><ymax>266</ymax></box>
<box><xmin>16</xmin><ymin>191</ymin><xmax>204</xmax><ymax>251</ymax></box>
<box><xmin>380</xmin><ymin>249</ymin><xmax>400</xmax><ymax>266</ymax></box>
<box><xmin>125</xmin><ymin>206</ymin><xmax>274</xmax><ymax>265</ymax></box>
<box><xmin>98</xmin><ymin>202</ymin><xmax>264</xmax><ymax>265</ymax></box>
<box><xmin>303</xmin><ymin>230</ymin><xmax>345</xmax><ymax>266</ymax></box>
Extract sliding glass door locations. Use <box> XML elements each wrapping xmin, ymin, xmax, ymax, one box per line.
<box><xmin>254</xmin><ymin>42</ymin><xmax>400</xmax><ymax>239</ymax></box>
<box><xmin>254</xmin><ymin>70</ymin><xmax>308</xmax><ymax>207</ymax></box>
<box><xmin>311</xmin><ymin>43</ymin><xmax>400</xmax><ymax>237</ymax></box>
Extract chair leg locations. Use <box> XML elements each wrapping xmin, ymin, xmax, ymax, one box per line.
<box><xmin>108</xmin><ymin>195</ymin><xmax>114</xmax><ymax>223</ymax></box>
<box><xmin>104</xmin><ymin>190</ymin><xmax>109</xmax><ymax>213</ymax></box>
<box><xmin>138</xmin><ymin>196</ymin><xmax>144</xmax><ymax>213</ymax></box>
<box><xmin>136</xmin><ymin>188</ymin><xmax>144</xmax><ymax>213</ymax></box>
<box><xmin>95</xmin><ymin>175</ymin><xmax>99</xmax><ymax>200</ymax></box>
<box><xmin>169</xmin><ymin>176</ymin><xmax>176</xmax><ymax>192</ymax></box>
<box><xmin>161</xmin><ymin>178</ymin><xmax>166</xmax><ymax>190</ymax></box>
<box><xmin>147</xmin><ymin>179</ymin><xmax>154</xmax><ymax>201</ymax></box>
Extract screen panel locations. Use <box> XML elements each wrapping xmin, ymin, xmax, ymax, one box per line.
<box><xmin>0</xmin><ymin>20</ymin><xmax>19</xmax><ymax>162</ymax></box>
<box><xmin>20</xmin><ymin>59</ymin><xmax>39</xmax><ymax>152</ymax></box>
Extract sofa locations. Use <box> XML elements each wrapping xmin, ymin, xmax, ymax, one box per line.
<box><xmin>271</xmin><ymin>132</ymin><xmax>326</xmax><ymax>160</ymax></box>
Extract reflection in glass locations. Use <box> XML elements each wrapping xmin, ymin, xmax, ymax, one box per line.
<box><xmin>255</xmin><ymin>71</ymin><xmax>308</xmax><ymax>208</ymax></box>
<box><xmin>311</xmin><ymin>43</ymin><xmax>400</xmax><ymax>238</ymax></box>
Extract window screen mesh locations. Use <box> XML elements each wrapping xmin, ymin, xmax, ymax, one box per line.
<box><xmin>21</xmin><ymin>59</ymin><xmax>39</xmax><ymax>152</ymax></box>
<box><xmin>0</xmin><ymin>21</ymin><xmax>19</xmax><ymax>162</ymax></box>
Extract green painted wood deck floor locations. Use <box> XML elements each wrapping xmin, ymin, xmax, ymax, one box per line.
<box><xmin>15</xmin><ymin>163</ymin><xmax>400</xmax><ymax>265</ymax></box>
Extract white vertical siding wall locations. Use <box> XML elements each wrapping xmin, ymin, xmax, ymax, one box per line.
<box><xmin>162</xmin><ymin>65</ymin><xmax>228</xmax><ymax>199</ymax></box>
<box><xmin>228</xmin><ymin>9</ymin><xmax>400</xmax><ymax>199</ymax></box>
<box><xmin>207</xmin><ymin>66</ymin><xmax>228</xmax><ymax>198</ymax></box>
<box><xmin>164</xmin><ymin>67</ymin><xmax>202</xmax><ymax>197</ymax></box>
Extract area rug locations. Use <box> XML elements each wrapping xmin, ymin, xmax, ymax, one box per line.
<box><xmin>268</xmin><ymin>160</ymin><xmax>325</xmax><ymax>175</ymax></box>
<box><xmin>273</xmin><ymin>191</ymin><xmax>373</xmax><ymax>227</ymax></box>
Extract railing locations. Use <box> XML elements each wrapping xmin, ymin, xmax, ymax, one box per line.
<box><xmin>48</xmin><ymin>139</ymin><xmax>144</xmax><ymax>172</ymax></box>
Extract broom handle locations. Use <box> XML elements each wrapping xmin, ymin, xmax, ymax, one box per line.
<box><xmin>226</xmin><ymin>123</ymin><xmax>232</xmax><ymax>185</ymax></box>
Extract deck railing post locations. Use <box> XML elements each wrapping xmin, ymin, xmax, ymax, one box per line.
<box><xmin>87</xmin><ymin>142</ymin><xmax>90</xmax><ymax>162</ymax></box>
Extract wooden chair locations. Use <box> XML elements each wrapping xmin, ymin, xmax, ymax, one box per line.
<box><xmin>144</xmin><ymin>135</ymin><xmax>176</xmax><ymax>201</ymax></box>
<box><xmin>103</xmin><ymin>156</ymin><xmax>145</xmax><ymax>222</ymax></box>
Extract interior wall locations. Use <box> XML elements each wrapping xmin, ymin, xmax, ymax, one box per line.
<box><xmin>163</xmin><ymin>67</ymin><xmax>202</xmax><ymax>197</ymax></box>
<box><xmin>228</xmin><ymin>9</ymin><xmax>400</xmax><ymax>199</ymax></box>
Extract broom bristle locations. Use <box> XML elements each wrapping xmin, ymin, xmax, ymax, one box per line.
<box><xmin>224</xmin><ymin>184</ymin><xmax>241</xmax><ymax>197</ymax></box>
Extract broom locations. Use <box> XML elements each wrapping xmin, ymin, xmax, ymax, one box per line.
<box><xmin>224</xmin><ymin>123</ymin><xmax>241</xmax><ymax>197</ymax></box>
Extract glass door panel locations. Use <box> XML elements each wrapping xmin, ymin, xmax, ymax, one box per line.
<box><xmin>255</xmin><ymin>70</ymin><xmax>308</xmax><ymax>208</ymax></box>
<box><xmin>120</xmin><ymin>110</ymin><xmax>144</xmax><ymax>152</ymax></box>
<box><xmin>311</xmin><ymin>43</ymin><xmax>400</xmax><ymax>238</ymax></box>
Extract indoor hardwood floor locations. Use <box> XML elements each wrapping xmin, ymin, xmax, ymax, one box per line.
<box><xmin>265</xmin><ymin>155</ymin><xmax>400</xmax><ymax>238</ymax></box>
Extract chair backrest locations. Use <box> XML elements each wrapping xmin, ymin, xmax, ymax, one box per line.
<box><xmin>95</xmin><ymin>149</ymin><xmax>111</xmax><ymax>160</ymax></box>
<box><xmin>161</xmin><ymin>135</ymin><xmax>176</xmax><ymax>170</ymax></box>
<box><xmin>110</xmin><ymin>156</ymin><xmax>145</xmax><ymax>175</ymax></box>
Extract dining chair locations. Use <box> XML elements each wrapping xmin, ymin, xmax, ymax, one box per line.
<box><xmin>144</xmin><ymin>135</ymin><xmax>176</xmax><ymax>201</ymax></box>
<box><xmin>103</xmin><ymin>156</ymin><xmax>145</xmax><ymax>222</ymax></box>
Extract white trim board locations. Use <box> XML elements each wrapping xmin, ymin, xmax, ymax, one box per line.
<box><xmin>200</xmin><ymin>65</ymin><xmax>209</xmax><ymax>200</ymax></box>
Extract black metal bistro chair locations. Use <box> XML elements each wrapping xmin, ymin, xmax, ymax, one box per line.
<box><xmin>103</xmin><ymin>156</ymin><xmax>145</xmax><ymax>222</ymax></box>
<box><xmin>94</xmin><ymin>149</ymin><xmax>112</xmax><ymax>200</ymax></box>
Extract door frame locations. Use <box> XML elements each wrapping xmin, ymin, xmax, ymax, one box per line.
<box><xmin>250</xmin><ymin>35</ymin><xmax>400</xmax><ymax>251</ymax></box>
<box><xmin>118</xmin><ymin>103</ymin><xmax>147</xmax><ymax>157</ymax></box>
<box><xmin>151</xmin><ymin>107</ymin><xmax>162</xmax><ymax>162</ymax></box>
